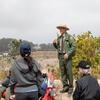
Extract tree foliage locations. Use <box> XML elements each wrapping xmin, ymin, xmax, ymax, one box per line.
<box><xmin>73</xmin><ymin>31</ymin><xmax>100</xmax><ymax>68</ymax></box>
<box><xmin>8</xmin><ymin>39</ymin><xmax>23</xmax><ymax>56</ymax></box>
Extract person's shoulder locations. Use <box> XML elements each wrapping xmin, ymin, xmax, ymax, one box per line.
<box><xmin>66</xmin><ymin>33</ymin><xmax>73</xmax><ymax>40</ymax></box>
<box><xmin>77</xmin><ymin>75</ymin><xmax>96</xmax><ymax>83</ymax></box>
<box><xmin>12</xmin><ymin>58</ymin><xmax>20</xmax><ymax>65</ymax></box>
<box><xmin>33</xmin><ymin>59</ymin><xmax>39</xmax><ymax>66</ymax></box>
<box><xmin>87</xmin><ymin>75</ymin><xmax>99</xmax><ymax>86</ymax></box>
<box><xmin>14</xmin><ymin>58</ymin><xmax>22</xmax><ymax>63</ymax></box>
<box><xmin>77</xmin><ymin>75</ymin><xmax>87</xmax><ymax>84</ymax></box>
<box><xmin>89</xmin><ymin>75</ymin><xmax>96</xmax><ymax>79</ymax></box>
<box><xmin>67</xmin><ymin>33</ymin><xmax>71</xmax><ymax>36</ymax></box>
<box><xmin>89</xmin><ymin>75</ymin><xmax>98</xmax><ymax>82</ymax></box>
<box><xmin>12</xmin><ymin>59</ymin><xmax>18</xmax><ymax>67</ymax></box>
<box><xmin>12</xmin><ymin>58</ymin><xmax>23</xmax><ymax>69</ymax></box>
<box><xmin>83</xmin><ymin>74</ymin><xmax>96</xmax><ymax>80</ymax></box>
<box><xmin>77</xmin><ymin>78</ymin><xmax>82</xmax><ymax>84</ymax></box>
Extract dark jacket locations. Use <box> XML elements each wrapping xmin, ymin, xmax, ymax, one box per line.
<box><xmin>1</xmin><ymin>76</ymin><xmax>10</xmax><ymax>88</ymax></box>
<box><xmin>73</xmin><ymin>74</ymin><xmax>100</xmax><ymax>100</ymax></box>
<box><xmin>10</xmin><ymin>58</ymin><xmax>42</xmax><ymax>94</ymax></box>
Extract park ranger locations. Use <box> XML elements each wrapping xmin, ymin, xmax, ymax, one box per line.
<box><xmin>53</xmin><ymin>24</ymin><xmax>76</xmax><ymax>94</ymax></box>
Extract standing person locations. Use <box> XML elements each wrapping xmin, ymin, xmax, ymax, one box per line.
<box><xmin>53</xmin><ymin>24</ymin><xmax>76</xmax><ymax>94</ymax></box>
<box><xmin>10</xmin><ymin>43</ymin><xmax>42</xmax><ymax>100</ymax></box>
<box><xmin>73</xmin><ymin>61</ymin><xmax>100</xmax><ymax>100</ymax></box>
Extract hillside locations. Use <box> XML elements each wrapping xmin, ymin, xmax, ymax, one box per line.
<box><xmin>0</xmin><ymin>38</ymin><xmax>55</xmax><ymax>53</ymax></box>
<box><xmin>0</xmin><ymin>38</ymin><xmax>36</xmax><ymax>53</ymax></box>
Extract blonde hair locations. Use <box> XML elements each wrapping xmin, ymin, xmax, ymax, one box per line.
<box><xmin>41</xmin><ymin>69</ymin><xmax>47</xmax><ymax>74</ymax></box>
<box><xmin>4</xmin><ymin>67</ymin><xmax>11</xmax><ymax>76</ymax></box>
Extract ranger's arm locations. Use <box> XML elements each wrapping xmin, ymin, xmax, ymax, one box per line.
<box><xmin>53</xmin><ymin>38</ymin><xmax>60</xmax><ymax>49</ymax></box>
<box><xmin>53</xmin><ymin>39</ymin><xmax>58</xmax><ymax>49</ymax></box>
<box><xmin>53</xmin><ymin>42</ymin><xmax>58</xmax><ymax>49</ymax></box>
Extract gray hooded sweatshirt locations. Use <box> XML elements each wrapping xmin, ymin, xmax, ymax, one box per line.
<box><xmin>10</xmin><ymin>58</ymin><xmax>42</xmax><ymax>94</ymax></box>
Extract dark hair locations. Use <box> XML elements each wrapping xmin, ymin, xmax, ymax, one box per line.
<box><xmin>22</xmin><ymin>54</ymin><xmax>33</xmax><ymax>71</ymax></box>
<box><xmin>42</xmin><ymin>73</ymin><xmax>47</xmax><ymax>78</ymax></box>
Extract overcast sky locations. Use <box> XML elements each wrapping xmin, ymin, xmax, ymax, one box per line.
<box><xmin>0</xmin><ymin>0</ymin><xmax>100</xmax><ymax>44</ymax></box>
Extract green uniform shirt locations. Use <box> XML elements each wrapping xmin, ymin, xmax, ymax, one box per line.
<box><xmin>53</xmin><ymin>32</ymin><xmax>76</xmax><ymax>58</ymax></box>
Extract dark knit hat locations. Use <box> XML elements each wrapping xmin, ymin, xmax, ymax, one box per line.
<box><xmin>76</xmin><ymin>61</ymin><xmax>90</xmax><ymax>69</ymax></box>
<box><xmin>20</xmin><ymin>43</ymin><xmax>31</xmax><ymax>56</ymax></box>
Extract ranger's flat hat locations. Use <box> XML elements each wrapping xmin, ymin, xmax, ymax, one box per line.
<box><xmin>56</xmin><ymin>24</ymin><xmax>69</xmax><ymax>30</ymax></box>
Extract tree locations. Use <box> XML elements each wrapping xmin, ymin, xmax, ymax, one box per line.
<box><xmin>8</xmin><ymin>39</ymin><xmax>23</xmax><ymax>57</ymax></box>
<box><xmin>72</xmin><ymin>31</ymin><xmax>100</xmax><ymax>68</ymax></box>
<box><xmin>95</xmin><ymin>37</ymin><xmax>100</xmax><ymax>54</ymax></box>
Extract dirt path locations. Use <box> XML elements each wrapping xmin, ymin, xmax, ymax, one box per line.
<box><xmin>54</xmin><ymin>80</ymin><xmax>73</xmax><ymax>100</ymax></box>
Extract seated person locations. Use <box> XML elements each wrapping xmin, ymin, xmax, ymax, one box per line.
<box><xmin>73</xmin><ymin>61</ymin><xmax>100</xmax><ymax>100</ymax></box>
<box><xmin>41</xmin><ymin>69</ymin><xmax>55</xmax><ymax>100</ymax></box>
<box><xmin>0</xmin><ymin>69</ymin><xmax>11</xmax><ymax>100</ymax></box>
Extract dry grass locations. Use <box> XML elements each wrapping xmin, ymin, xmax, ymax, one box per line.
<box><xmin>0</xmin><ymin>51</ymin><xmax>100</xmax><ymax>100</ymax></box>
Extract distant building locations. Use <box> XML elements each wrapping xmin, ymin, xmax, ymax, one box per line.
<box><xmin>0</xmin><ymin>55</ymin><xmax>3</xmax><ymax>57</ymax></box>
<box><xmin>3</xmin><ymin>53</ymin><xmax>9</xmax><ymax>57</ymax></box>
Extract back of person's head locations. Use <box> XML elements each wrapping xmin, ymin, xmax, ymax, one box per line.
<box><xmin>20</xmin><ymin>43</ymin><xmax>33</xmax><ymax>71</ymax></box>
<box><xmin>4</xmin><ymin>67</ymin><xmax>11</xmax><ymax>77</ymax></box>
<box><xmin>42</xmin><ymin>69</ymin><xmax>47</xmax><ymax>78</ymax></box>
<box><xmin>76</xmin><ymin>60</ymin><xmax>91</xmax><ymax>75</ymax></box>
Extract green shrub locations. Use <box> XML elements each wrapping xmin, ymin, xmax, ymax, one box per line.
<box><xmin>72</xmin><ymin>32</ymin><xmax>100</xmax><ymax>68</ymax></box>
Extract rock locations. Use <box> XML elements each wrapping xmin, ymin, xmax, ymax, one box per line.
<box><xmin>55</xmin><ymin>93</ymin><xmax>73</xmax><ymax>100</ymax></box>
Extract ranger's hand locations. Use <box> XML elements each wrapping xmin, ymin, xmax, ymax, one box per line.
<box><xmin>53</xmin><ymin>39</ymin><xmax>57</xmax><ymax>44</ymax></box>
<box><xmin>64</xmin><ymin>53</ymin><xmax>69</xmax><ymax>59</ymax></box>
